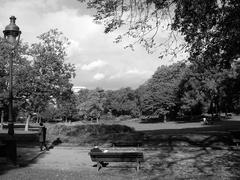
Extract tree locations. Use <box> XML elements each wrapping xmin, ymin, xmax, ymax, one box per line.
<box><xmin>137</xmin><ymin>62</ymin><xmax>186</xmax><ymax>119</ymax></box>
<box><xmin>0</xmin><ymin>29</ymin><xmax>75</xmax><ymax>126</ymax></box>
<box><xmin>0</xmin><ymin>38</ymin><xmax>32</xmax><ymax>123</ymax></box>
<box><xmin>79</xmin><ymin>0</ymin><xmax>240</xmax><ymax>64</ymax></box>
<box><xmin>77</xmin><ymin>88</ymin><xmax>106</xmax><ymax>123</ymax></box>
<box><xmin>79</xmin><ymin>0</ymin><xmax>240</xmax><ymax>117</ymax></box>
<box><xmin>105</xmin><ymin>87</ymin><xmax>140</xmax><ymax>117</ymax></box>
<box><xmin>0</xmin><ymin>37</ymin><xmax>12</xmax><ymax>122</ymax></box>
<box><xmin>57</xmin><ymin>90</ymin><xmax>78</xmax><ymax>122</ymax></box>
<box><xmin>78</xmin><ymin>0</ymin><xmax>180</xmax><ymax>56</ymax></box>
<box><xmin>22</xmin><ymin>29</ymin><xmax>75</xmax><ymax>121</ymax></box>
<box><xmin>0</xmin><ymin>29</ymin><xmax>76</xmax><ymax>125</ymax></box>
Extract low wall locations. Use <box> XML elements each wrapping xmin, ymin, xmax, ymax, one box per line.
<box><xmin>0</xmin><ymin>130</ymin><xmax>39</xmax><ymax>143</ymax></box>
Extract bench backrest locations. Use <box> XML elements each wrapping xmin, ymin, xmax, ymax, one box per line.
<box><xmin>89</xmin><ymin>152</ymin><xmax>144</xmax><ymax>162</ymax></box>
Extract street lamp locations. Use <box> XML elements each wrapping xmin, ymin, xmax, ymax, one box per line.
<box><xmin>3</xmin><ymin>16</ymin><xmax>21</xmax><ymax>136</ymax></box>
<box><xmin>3</xmin><ymin>16</ymin><xmax>21</xmax><ymax>164</ymax></box>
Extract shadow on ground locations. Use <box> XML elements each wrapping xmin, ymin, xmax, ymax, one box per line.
<box><xmin>0</xmin><ymin>139</ymin><xmax>62</xmax><ymax>176</ymax></box>
<box><xmin>111</xmin><ymin>119</ymin><xmax>240</xmax><ymax>149</ymax></box>
<box><xmin>0</xmin><ymin>146</ymin><xmax>46</xmax><ymax>176</ymax></box>
<box><xmin>138</xmin><ymin>145</ymin><xmax>240</xmax><ymax>179</ymax></box>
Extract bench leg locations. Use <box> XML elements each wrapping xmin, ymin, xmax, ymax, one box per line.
<box><xmin>97</xmin><ymin>161</ymin><xmax>102</xmax><ymax>171</ymax></box>
<box><xmin>136</xmin><ymin>161</ymin><xmax>140</xmax><ymax>171</ymax></box>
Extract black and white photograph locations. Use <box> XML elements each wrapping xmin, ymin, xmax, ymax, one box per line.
<box><xmin>0</xmin><ymin>0</ymin><xmax>240</xmax><ymax>179</ymax></box>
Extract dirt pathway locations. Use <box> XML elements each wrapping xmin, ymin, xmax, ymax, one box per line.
<box><xmin>1</xmin><ymin>145</ymin><xmax>240</xmax><ymax>179</ymax></box>
<box><xmin>30</xmin><ymin>146</ymin><xmax>94</xmax><ymax>171</ymax></box>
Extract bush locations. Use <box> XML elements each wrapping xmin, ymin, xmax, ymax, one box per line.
<box><xmin>140</xmin><ymin>115</ymin><xmax>164</xmax><ymax>123</ymax></box>
<box><xmin>115</xmin><ymin>115</ymin><xmax>132</xmax><ymax>121</ymax></box>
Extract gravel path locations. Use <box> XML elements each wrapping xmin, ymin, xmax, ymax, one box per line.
<box><xmin>30</xmin><ymin>147</ymin><xmax>93</xmax><ymax>171</ymax></box>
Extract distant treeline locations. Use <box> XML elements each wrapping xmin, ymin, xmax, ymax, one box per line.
<box><xmin>40</xmin><ymin>60</ymin><xmax>240</xmax><ymax>122</ymax></box>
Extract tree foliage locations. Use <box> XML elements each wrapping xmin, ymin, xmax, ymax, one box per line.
<box><xmin>77</xmin><ymin>88</ymin><xmax>106</xmax><ymax>122</ymax></box>
<box><xmin>26</xmin><ymin>29</ymin><xmax>75</xmax><ymax>116</ymax></box>
<box><xmin>78</xmin><ymin>0</ymin><xmax>240</xmax><ymax>118</ymax></box>
<box><xmin>137</xmin><ymin>62</ymin><xmax>186</xmax><ymax>117</ymax></box>
<box><xmin>0</xmin><ymin>29</ymin><xmax>76</xmax><ymax>122</ymax></box>
<box><xmin>79</xmin><ymin>0</ymin><xmax>240</xmax><ymax>63</ymax></box>
<box><xmin>79</xmin><ymin>0</ymin><xmax>179</xmax><ymax>55</ymax></box>
<box><xmin>105</xmin><ymin>87</ymin><xmax>140</xmax><ymax>117</ymax></box>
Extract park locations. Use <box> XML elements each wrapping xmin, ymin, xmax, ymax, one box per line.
<box><xmin>0</xmin><ymin>0</ymin><xmax>240</xmax><ymax>179</ymax></box>
<box><xmin>0</xmin><ymin>115</ymin><xmax>240</xmax><ymax>179</ymax></box>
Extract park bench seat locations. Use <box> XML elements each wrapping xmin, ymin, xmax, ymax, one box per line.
<box><xmin>89</xmin><ymin>151</ymin><xmax>144</xmax><ymax>171</ymax></box>
<box><xmin>229</xmin><ymin>130</ymin><xmax>240</xmax><ymax>146</ymax></box>
<box><xmin>232</xmin><ymin>138</ymin><xmax>240</xmax><ymax>146</ymax></box>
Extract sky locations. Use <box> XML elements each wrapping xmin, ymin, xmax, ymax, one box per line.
<box><xmin>0</xmin><ymin>0</ymin><xmax>184</xmax><ymax>90</ymax></box>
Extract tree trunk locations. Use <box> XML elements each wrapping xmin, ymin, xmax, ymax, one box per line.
<box><xmin>210</xmin><ymin>99</ymin><xmax>214</xmax><ymax>119</ymax></box>
<box><xmin>215</xmin><ymin>94</ymin><xmax>220</xmax><ymax>120</ymax></box>
<box><xmin>25</xmin><ymin>114</ymin><xmax>31</xmax><ymax>131</ymax></box>
<box><xmin>65</xmin><ymin>117</ymin><xmax>67</xmax><ymax>123</ymax></box>
<box><xmin>0</xmin><ymin>110</ymin><xmax>4</xmax><ymax>130</ymax></box>
<box><xmin>37</xmin><ymin>113</ymin><xmax>40</xmax><ymax>123</ymax></box>
<box><xmin>164</xmin><ymin>114</ymin><xmax>167</xmax><ymax>123</ymax></box>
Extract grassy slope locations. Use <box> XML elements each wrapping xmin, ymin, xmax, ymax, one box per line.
<box><xmin>46</xmin><ymin>115</ymin><xmax>240</xmax><ymax>148</ymax></box>
<box><xmin>47</xmin><ymin>123</ymin><xmax>144</xmax><ymax>146</ymax></box>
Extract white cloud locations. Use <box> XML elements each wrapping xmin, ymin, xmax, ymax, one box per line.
<box><xmin>81</xmin><ymin>59</ymin><xmax>107</xmax><ymax>71</ymax></box>
<box><xmin>43</xmin><ymin>11</ymin><xmax>101</xmax><ymax>41</ymax></box>
<box><xmin>126</xmin><ymin>68</ymin><xmax>152</xmax><ymax>75</ymax></box>
<box><xmin>93</xmin><ymin>73</ymin><xmax>105</xmax><ymax>80</ymax></box>
<box><xmin>0</xmin><ymin>0</ymin><xmax>182</xmax><ymax>90</ymax></box>
<box><xmin>0</xmin><ymin>0</ymin><xmax>102</xmax><ymax>44</ymax></box>
<box><xmin>66</xmin><ymin>39</ymin><xmax>83</xmax><ymax>58</ymax></box>
<box><xmin>109</xmin><ymin>68</ymin><xmax>152</xmax><ymax>80</ymax></box>
<box><xmin>72</xmin><ymin>86</ymin><xmax>86</xmax><ymax>93</ymax></box>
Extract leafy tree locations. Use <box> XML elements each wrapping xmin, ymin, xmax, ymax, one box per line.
<box><xmin>0</xmin><ymin>38</ymin><xmax>32</xmax><ymax>122</ymax></box>
<box><xmin>20</xmin><ymin>29</ymin><xmax>75</xmax><ymax>121</ymax></box>
<box><xmin>76</xmin><ymin>89</ymin><xmax>90</xmax><ymax>104</ymax></box>
<box><xmin>79</xmin><ymin>0</ymin><xmax>240</xmax><ymax>64</ymax></box>
<box><xmin>0</xmin><ymin>38</ymin><xmax>12</xmax><ymax>121</ymax></box>
<box><xmin>57</xmin><ymin>90</ymin><xmax>79</xmax><ymax>122</ymax></box>
<box><xmin>40</xmin><ymin>104</ymin><xmax>60</xmax><ymax>122</ymax></box>
<box><xmin>217</xmin><ymin>60</ymin><xmax>240</xmax><ymax>114</ymax></box>
<box><xmin>137</xmin><ymin>62</ymin><xmax>186</xmax><ymax>119</ymax></box>
<box><xmin>0</xmin><ymin>29</ymin><xmax>75</xmax><ymax>124</ymax></box>
<box><xmin>79</xmin><ymin>0</ymin><xmax>240</xmax><ymax>118</ymax></box>
<box><xmin>78</xmin><ymin>0</ymin><xmax>180</xmax><ymax>56</ymax></box>
<box><xmin>105</xmin><ymin>87</ymin><xmax>140</xmax><ymax>117</ymax></box>
<box><xmin>77</xmin><ymin>88</ymin><xmax>106</xmax><ymax>123</ymax></box>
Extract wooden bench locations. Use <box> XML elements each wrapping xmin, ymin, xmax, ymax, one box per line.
<box><xmin>229</xmin><ymin>130</ymin><xmax>240</xmax><ymax>146</ymax></box>
<box><xmin>89</xmin><ymin>152</ymin><xmax>144</xmax><ymax>171</ymax></box>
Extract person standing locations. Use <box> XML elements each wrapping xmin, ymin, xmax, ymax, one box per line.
<box><xmin>39</xmin><ymin>122</ymin><xmax>48</xmax><ymax>151</ymax></box>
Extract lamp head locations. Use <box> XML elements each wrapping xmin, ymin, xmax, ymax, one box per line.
<box><xmin>3</xmin><ymin>16</ymin><xmax>21</xmax><ymax>44</ymax></box>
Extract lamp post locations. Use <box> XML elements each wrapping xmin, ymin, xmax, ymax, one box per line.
<box><xmin>3</xmin><ymin>16</ymin><xmax>21</xmax><ymax>135</ymax></box>
<box><xmin>3</xmin><ymin>16</ymin><xmax>21</xmax><ymax>164</ymax></box>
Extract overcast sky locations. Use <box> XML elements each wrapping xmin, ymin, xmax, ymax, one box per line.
<box><xmin>0</xmin><ymin>0</ymin><xmax>184</xmax><ymax>90</ymax></box>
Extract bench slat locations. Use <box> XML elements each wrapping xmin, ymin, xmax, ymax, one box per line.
<box><xmin>89</xmin><ymin>152</ymin><xmax>144</xmax><ymax>162</ymax></box>
<box><xmin>91</xmin><ymin>157</ymin><xmax>143</xmax><ymax>162</ymax></box>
